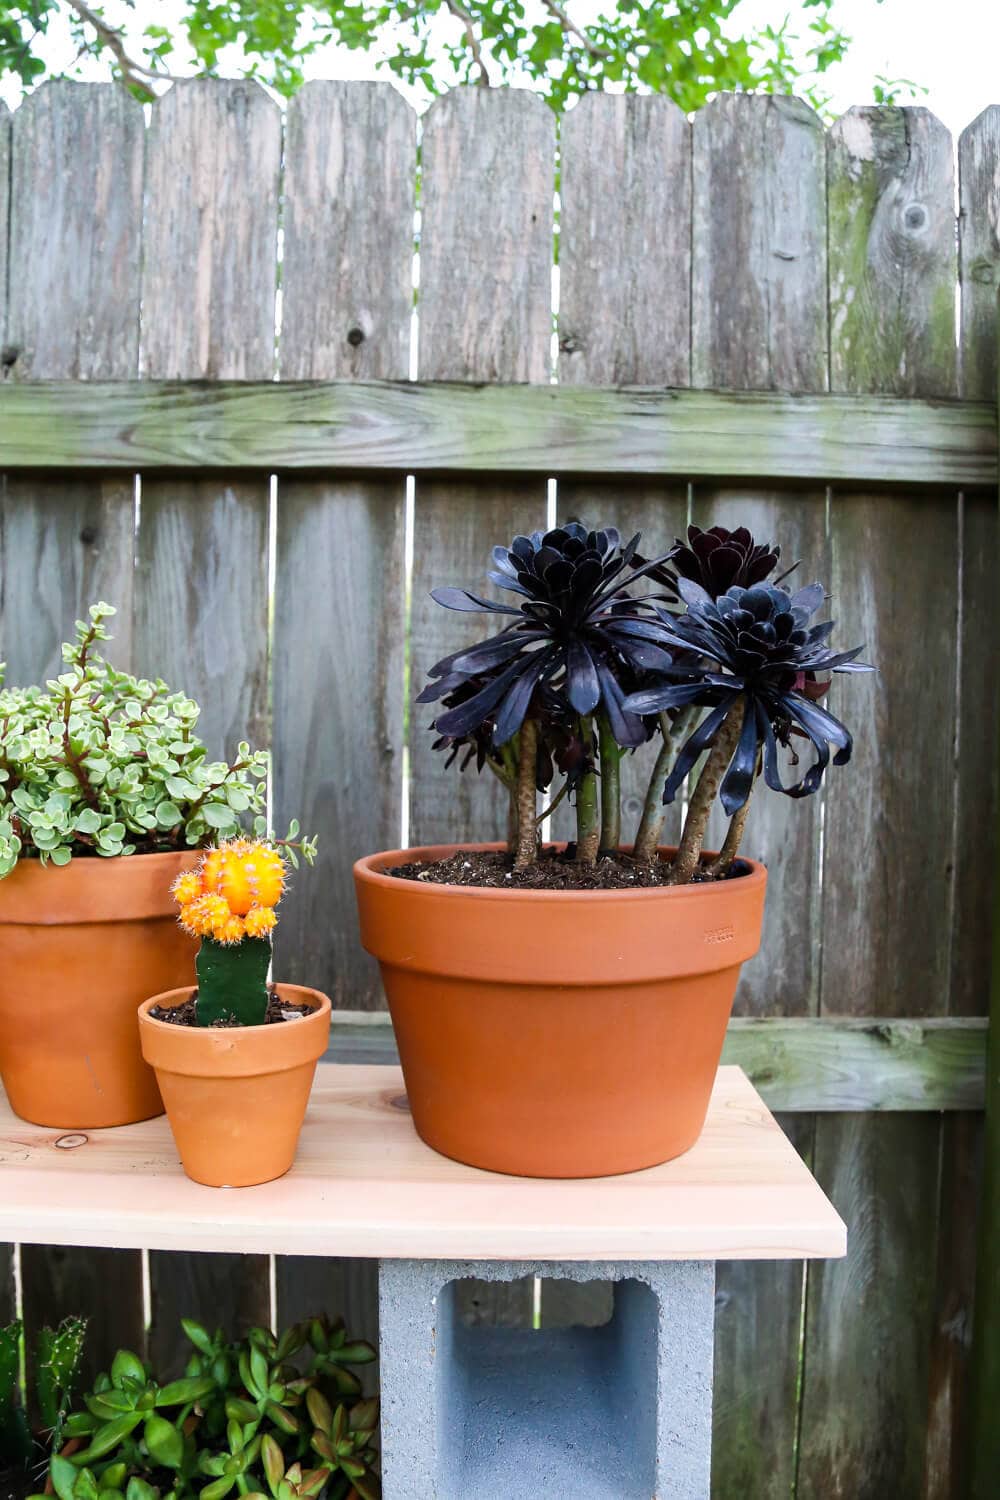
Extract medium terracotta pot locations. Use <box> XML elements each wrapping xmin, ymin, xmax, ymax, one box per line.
<box><xmin>355</xmin><ymin>842</ymin><xmax>767</xmax><ymax>1178</ymax></box>
<box><xmin>138</xmin><ymin>984</ymin><xmax>331</xmax><ymax>1187</ymax></box>
<box><xmin>0</xmin><ymin>850</ymin><xmax>200</xmax><ymax>1128</ymax></box>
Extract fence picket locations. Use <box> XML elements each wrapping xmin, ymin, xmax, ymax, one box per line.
<box><xmin>543</xmin><ymin>90</ymin><xmax>691</xmax><ymax>1326</ymax></box>
<box><xmin>272</xmin><ymin>78</ymin><xmax>416</xmax><ymax>1367</ymax></box>
<box><xmin>689</xmin><ymin>92</ymin><xmax>829</xmax><ymax>1500</ymax></box>
<box><xmin>2</xmin><ymin>79</ymin><xmax>146</xmax><ymax>1385</ymax></box>
<box><xmin>409</xmin><ymin>86</ymin><xmax>554</xmax><ymax>1327</ymax></box>
<box><xmin>139</xmin><ymin>78</ymin><xmax>280</xmax><ymax>1352</ymax></box>
<box><xmin>0</xmin><ymin>99</ymin><xmax>9</xmax><ymax>1334</ymax></box>
<box><xmin>958</xmin><ymin>106</ymin><xmax>1000</xmax><ymax>404</ymax></box>
<box><xmin>799</xmin><ymin>106</ymin><xmax>960</xmax><ymax>1499</ymax></box>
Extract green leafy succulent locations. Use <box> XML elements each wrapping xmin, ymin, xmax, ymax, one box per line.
<box><xmin>47</xmin><ymin>1317</ymin><xmax>378</xmax><ymax>1500</ymax></box>
<box><xmin>0</xmin><ymin>604</ymin><xmax>314</xmax><ymax>878</ymax></box>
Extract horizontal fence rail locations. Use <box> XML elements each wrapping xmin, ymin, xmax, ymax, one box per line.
<box><xmin>328</xmin><ymin>1014</ymin><xmax>989</xmax><ymax>1112</ymax></box>
<box><xmin>0</xmin><ymin>380</ymin><xmax>995</xmax><ymax>489</ymax></box>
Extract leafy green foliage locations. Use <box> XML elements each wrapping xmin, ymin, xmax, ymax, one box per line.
<box><xmin>48</xmin><ymin>1317</ymin><xmax>378</xmax><ymax>1500</ymax></box>
<box><xmin>0</xmin><ymin>1</ymin><xmax>922</xmax><ymax>116</ymax></box>
<box><xmin>0</xmin><ymin>603</ymin><xmax>303</xmax><ymax>877</ymax></box>
<box><xmin>1</xmin><ymin>1316</ymin><xmax>86</xmax><ymax>1475</ymax></box>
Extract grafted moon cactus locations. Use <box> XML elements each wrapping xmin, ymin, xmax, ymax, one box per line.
<box><xmin>173</xmin><ymin>841</ymin><xmax>286</xmax><ymax>1026</ymax></box>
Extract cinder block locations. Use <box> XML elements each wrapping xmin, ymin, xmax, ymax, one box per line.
<box><xmin>379</xmin><ymin>1259</ymin><xmax>715</xmax><ymax>1499</ymax></box>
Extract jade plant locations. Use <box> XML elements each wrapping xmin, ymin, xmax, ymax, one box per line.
<box><xmin>420</xmin><ymin>521</ymin><xmax>875</xmax><ymax>881</ymax></box>
<box><xmin>0</xmin><ymin>604</ymin><xmax>316</xmax><ymax>878</ymax></box>
<box><xmin>1</xmin><ymin>1317</ymin><xmax>86</xmax><ymax>1488</ymax></box>
<box><xmin>46</xmin><ymin>1317</ymin><xmax>378</xmax><ymax>1500</ymax></box>
<box><xmin>172</xmin><ymin>841</ymin><xmax>290</xmax><ymax>1026</ymax></box>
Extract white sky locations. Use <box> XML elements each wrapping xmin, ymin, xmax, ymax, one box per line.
<box><xmin>1</xmin><ymin>0</ymin><xmax>997</xmax><ymax>137</ymax></box>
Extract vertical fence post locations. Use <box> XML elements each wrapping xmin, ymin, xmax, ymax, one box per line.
<box><xmin>968</xmin><ymin>294</ymin><xmax>1000</xmax><ymax>1500</ymax></box>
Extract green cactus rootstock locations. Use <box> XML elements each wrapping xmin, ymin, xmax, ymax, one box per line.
<box><xmin>194</xmin><ymin>937</ymin><xmax>271</xmax><ymax>1028</ymax></box>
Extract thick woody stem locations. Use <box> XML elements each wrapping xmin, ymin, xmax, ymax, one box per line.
<box><xmin>634</xmin><ymin>706</ymin><xmax>697</xmax><ymax>863</ymax></box>
<box><xmin>668</xmin><ymin>699</ymin><xmax>746</xmax><ymax>886</ymax></box>
<box><xmin>705</xmin><ymin>785</ymin><xmax>754</xmax><ymax>879</ymax></box>
<box><xmin>597</xmin><ymin>714</ymin><xmax>621</xmax><ymax>855</ymax></box>
<box><xmin>513</xmin><ymin>718</ymin><xmax>539</xmax><ymax>868</ymax></box>
<box><xmin>574</xmin><ymin>718</ymin><xmax>600</xmax><ymax>865</ymax></box>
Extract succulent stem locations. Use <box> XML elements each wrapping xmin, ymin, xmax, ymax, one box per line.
<box><xmin>597</xmin><ymin>713</ymin><xmax>621</xmax><ymax>855</ymax></box>
<box><xmin>575</xmin><ymin>718</ymin><xmax>600</xmax><ymax>866</ymax></box>
<box><xmin>513</xmin><ymin>718</ymin><xmax>538</xmax><ymax>869</ymax></box>
<box><xmin>706</xmin><ymin>779</ymin><xmax>755</xmax><ymax>878</ymax></box>
<box><xmin>195</xmin><ymin>936</ymin><xmax>271</xmax><ymax>1026</ymax></box>
<box><xmin>634</xmin><ymin>705</ymin><xmax>698</xmax><ymax>863</ymax></box>
<box><xmin>668</xmin><ymin>698</ymin><xmax>746</xmax><ymax>886</ymax></box>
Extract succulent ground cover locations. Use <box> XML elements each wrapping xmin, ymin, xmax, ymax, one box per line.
<box><xmin>44</xmin><ymin>1318</ymin><xmax>378</xmax><ymax>1500</ymax></box>
<box><xmin>418</xmin><ymin>521</ymin><xmax>874</xmax><ymax>885</ymax></box>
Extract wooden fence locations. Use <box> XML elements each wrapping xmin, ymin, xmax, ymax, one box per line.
<box><xmin>0</xmin><ymin>78</ymin><xmax>998</xmax><ymax>1499</ymax></box>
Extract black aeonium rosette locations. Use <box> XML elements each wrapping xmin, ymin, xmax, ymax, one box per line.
<box><xmin>623</xmin><ymin>577</ymin><xmax>874</xmax><ymax>815</ymax></box>
<box><xmin>634</xmin><ymin>523</ymin><xmax>787</xmax><ymax>602</ymax></box>
<box><xmin>418</xmin><ymin>522</ymin><xmax>676</xmax><ymax>750</ymax></box>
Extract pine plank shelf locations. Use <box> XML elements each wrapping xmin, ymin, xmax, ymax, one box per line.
<box><xmin>0</xmin><ymin>1064</ymin><xmax>845</xmax><ymax>1262</ymax></box>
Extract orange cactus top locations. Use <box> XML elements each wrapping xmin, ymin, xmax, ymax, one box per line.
<box><xmin>173</xmin><ymin>839</ymin><xmax>286</xmax><ymax>945</ymax></box>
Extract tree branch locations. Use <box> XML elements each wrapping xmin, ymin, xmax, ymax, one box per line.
<box><xmin>63</xmin><ymin>0</ymin><xmax>186</xmax><ymax>93</ymax></box>
<box><xmin>444</xmin><ymin>0</ymin><xmax>491</xmax><ymax>86</ymax></box>
<box><xmin>541</xmin><ymin>0</ymin><xmax>612</xmax><ymax>60</ymax></box>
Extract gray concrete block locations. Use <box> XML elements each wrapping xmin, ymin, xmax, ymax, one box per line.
<box><xmin>378</xmin><ymin>1259</ymin><xmax>715</xmax><ymax>1499</ymax></box>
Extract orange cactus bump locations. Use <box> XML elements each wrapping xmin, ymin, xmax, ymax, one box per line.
<box><xmin>171</xmin><ymin>840</ymin><xmax>289</xmax><ymax>1027</ymax></box>
<box><xmin>172</xmin><ymin>839</ymin><xmax>286</xmax><ymax>945</ymax></box>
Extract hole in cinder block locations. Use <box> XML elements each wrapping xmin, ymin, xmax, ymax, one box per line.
<box><xmin>437</xmin><ymin>1278</ymin><xmax>657</xmax><ymax>1500</ymax></box>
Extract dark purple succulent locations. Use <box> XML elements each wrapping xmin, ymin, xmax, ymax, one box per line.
<box><xmin>623</xmin><ymin>577</ymin><xmax>874</xmax><ymax>813</ymax></box>
<box><xmin>418</xmin><ymin>522</ymin><xmax>676</xmax><ymax>749</ymax></box>
<box><xmin>634</xmin><ymin>523</ymin><xmax>786</xmax><ymax>602</ymax></box>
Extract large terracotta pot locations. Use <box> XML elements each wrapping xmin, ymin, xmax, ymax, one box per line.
<box><xmin>355</xmin><ymin>842</ymin><xmax>767</xmax><ymax>1178</ymax></box>
<box><xmin>0</xmin><ymin>850</ymin><xmax>200</xmax><ymax>1128</ymax></box>
<box><xmin>138</xmin><ymin>984</ymin><xmax>331</xmax><ymax>1187</ymax></box>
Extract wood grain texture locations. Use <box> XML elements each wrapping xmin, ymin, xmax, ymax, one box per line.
<box><xmin>958</xmin><ymin>105</ymin><xmax>1000</xmax><ymax>403</ymax></box>
<box><xmin>799</xmin><ymin>106</ymin><xmax>960</xmax><ymax>1500</ymax></box>
<box><xmin>409</xmin><ymin>88</ymin><xmax>554</xmax><ymax>857</ymax></box>
<box><xmin>3</xmin><ymin>381</ymin><xmax>994</xmax><ymax>489</ymax></box>
<box><xmin>136</xmin><ymin>79</ymin><xmax>279</xmax><ymax>758</ymax></box>
<box><xmin>0</xmin><ymin>95</ymin><xmax>14</xmax><ymax>1350</ymax></box>
<box><xmin>275</xmin><ymin>1257</ymin><xmax>379</xmax><ymax>1394</ymax></box>
<box><xmin>136</xmin><ymin>78</ymin><xmax>279</xmax><ymax>1333</ymax></box>
<box><xmin>1</xmin><ymin>80</ymin><xmax>145</xmax><ymax>1375</ymax></box>
<box><xmin>273</xmin><ymin>82</ymin><xmax>413</xmax><ymax>1009</ymax></box>
<box><xmin>321</xmin><ymin>1011</ymin><xmax>989</xmax><ymax>1111</ymax></box>
<box><xmin>0</xmin><ymin>1066</ymin><xmax>846</xmax><ymax>1261</ymax></box>
<box><xmin>828</xmin><ymin>107</ymin><xmax>957</xmax><ymax>399</ymax></box>
<box><xmin>692</xmin><ymin>94</ymin><xmax>827</xmax><ymax>393</ymax></box>
<box><xmin>1</xmin><ymin>81</ymin><xmax>141</xmax><ymax>684</ymax></box>
<box><xmin>690</xmin><ymin>95</ymin><xmax>829</xmax><ymax>1500</ymax></box>
<box><xmin>148</xmin><ymin>1251</ymin><xmax>270</xmax><ymax>1372</ymax></box>
<box><xmin>556</xmin><ymin>92</ymin><xmax>690</xmax><ymax>856</ymax></box>
<box><xmin>21</xmin><ymin>1245</ymin><xmax>143</xmax><ymax>1400</ymax></box>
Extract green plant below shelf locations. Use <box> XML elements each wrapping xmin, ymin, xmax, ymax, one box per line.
<box><xmin>1</xmin><ymin>1316</ymin><xmax>87</xmax><ymax>1488</ymax></box>
<box><xmin>44</xmin><ymin>1317</ymin><xmax>378</xmax><ymax>1500</ymax></box>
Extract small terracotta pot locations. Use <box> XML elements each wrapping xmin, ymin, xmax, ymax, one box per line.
<box><xmin>355</xmin><ymin>842</ymin><xmax>767</xmax><ymax>1178</ymax></box>
<box><xmin>138</xmin><ymin>984</ymin><xmax>331</xmax><ymax>1187</ymax></box>
<box><xmin>0</xmin><ymin>850</ymin><xmax>200</xmax><ymax>1128</ymax></box>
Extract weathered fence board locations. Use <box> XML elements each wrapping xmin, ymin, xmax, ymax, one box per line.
<box><xmin>1</xmin><ymin>381</ymin><xmax>995</xmax><ymax>489</ymax></box>
<box><xmin>139</xmin><ymin>77</ymin><xmax>280</xmax><ymax>1357</ymax></box>
<box><xmin>800</xmin><ymin>106</ymin><xmax>961</xmax><ymax>1500</ymax></box>
<box><xmin>272</xmin><ymin>77</ymin><xmax>416</xmax><ymax>1374</ymax></box>
<box><xmin>1</xmin><ymin>79</ymin><xmax>146</xmax><ymax>1389</ymax></box>
<box><xmin>0</xmin><ymin>99</ymin><xmax>11</xmax><ymax>1340</ymax></box>
<box><xmin>958</xmin><ymin>106</ymin><xmax>1000</xmax><ymax>403</ymax></box>
<box><xmin>691</xmin><ymin>92</ymin><xmax>829</xmax><ymax>1500</ymax></box>
<box><xmin>548</xmin><ymin>87</ymin><xmax>692</xmax><ymax>1318</ymax></box>
<box><xmin>409</xmin><ymin>86</ymin><xmax>554</xmax><ymax>1329</ymax></box>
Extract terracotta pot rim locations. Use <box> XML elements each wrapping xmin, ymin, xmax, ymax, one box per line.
<box><xmin>355</xmin><ymin>841</ymin><xmax>766</xmax><ymax>902</ymax></box>
<box><xmin>138</xmin><ymin>983</ymin><xmax>331</xmax><ymax>1078</ymax></box>
<box><xmin>0</xmin><ymin>848</ymin><xmax>202</xmax><ymax>925</ymax></box>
